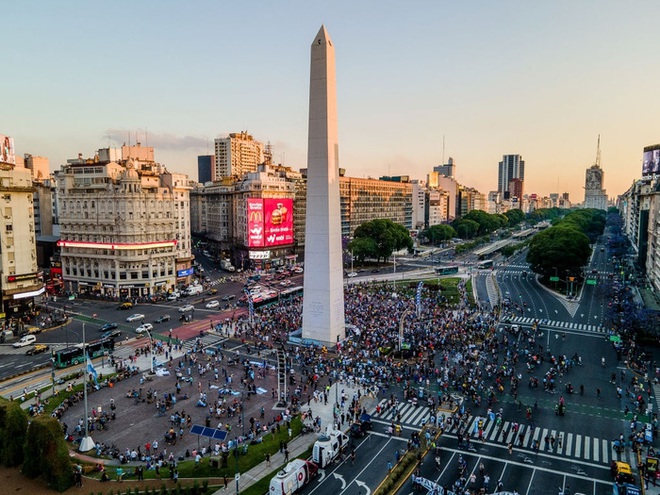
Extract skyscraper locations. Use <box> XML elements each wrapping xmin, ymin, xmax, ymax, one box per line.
<box><xmin>584</xmin><ymin>137</ymin><xmax>608</xmax><ymax>210</ymax></box>
<box><xmin>498</xmin><ymin>154</ymin><xmax>525</xmax><ymax>200</ymax></box>
<box><xmin>302</xmin><ymin>26</ymin><xmax>346</xmax><ymax>345</ymax></box>
<box><xmin>197</xmin><ymin>154</ymin><xmax>214</xmax><ymax>183</ymax></box>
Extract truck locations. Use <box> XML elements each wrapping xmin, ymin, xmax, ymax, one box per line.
<box><xmin>269</xmin><ymin>459</ymin><xmax>318</xmax><ymax>495</ymax></box>
<box><xmin>312</xmin><ymin>428</ymin><xmax>349</xmax><ymax>468</ymax></box>
<box><xmin>220</xmin><ymin>259</ymin><xmax>235</xmax><ymax>272</ymax></box>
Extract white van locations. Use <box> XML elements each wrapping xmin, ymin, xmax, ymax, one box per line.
<box><xmin>185</xmin><ymin>285</ymin><xmax>203</xmax><ymax>296</ymax></box>
<box><xmin>13</xmin><ymin>334</ymin><xmax>37</xmax><ymax>348</ymax></box>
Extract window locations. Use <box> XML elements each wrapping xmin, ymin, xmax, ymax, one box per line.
<box><xmin>5</xmin><ymin>225</ymin><xmax>12</xmax><ymax>232</ymax></box>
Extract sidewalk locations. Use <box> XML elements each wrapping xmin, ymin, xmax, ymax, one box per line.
<box><xmin>221</xmin><ymin>382</ymin><xmax>378</xmax><ymax>495</ymax></box>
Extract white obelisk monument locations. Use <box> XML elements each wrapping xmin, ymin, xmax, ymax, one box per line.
<box><xmin>302</xmin><ymin>25</ymin><xmax>346</xmax><ymax>345</ymax></box>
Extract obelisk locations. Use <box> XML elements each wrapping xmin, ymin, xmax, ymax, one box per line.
<box><xmin>302</xmin><ymin>25</ymin><xmax>346</xmax><ymax>345</ymax></box>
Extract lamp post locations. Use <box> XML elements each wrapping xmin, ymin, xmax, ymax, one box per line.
<box><xmin>393</xmin><ymin>252</ymin><xmax>397</xmax><ymax>293</ymax></box>
<box><xmin>143</xmin><ymin>329</ymin><xmax>154</xmax><ymax>374</ymax></box>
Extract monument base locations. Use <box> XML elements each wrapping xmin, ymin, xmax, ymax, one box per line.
<box><xmin>290</xmin><ymin>327</ymin><xmax>347</xmax><ymax>350</ymax></box>
<box><xmin>79</xmin><ymin>435</ymin><xmax>95</xmax><ymax>452</ymax></box>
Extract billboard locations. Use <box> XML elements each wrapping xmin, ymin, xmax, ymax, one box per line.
<box><xmin>643</xmin><ymin>145</ymin><xmax>660</xmax><ymax>175</ymax></box>
<box><xmin>264</xmin><ymin>198</ymin><xmax>294</xmax><ymax>247</ymax></box>
<box><xmin>247</xmin><ymin>198</ymin><xmax>264</xmax><ymax>247</ymax></box>
<box><xmin>247</xmin><ymin>198</ymin><xmax>294</xmax><ymax>248</ymax></box>
<box><xmin>0</xmin><ymin>134</ymin><xmax>15</xmax><ymax>165</ymax></box>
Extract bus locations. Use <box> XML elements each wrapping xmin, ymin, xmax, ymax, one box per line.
<box><xmin>434</xmin><ymin>265</ymin><xmax>459</xmax><ymax>275</ymax></box>
<box><xmin>52</xmin><ymin>337</ymin><xmax>115</xmax><ymax>369</ymax></box>
<box><xmin>476</xmin><ymin>259</ymin><xmax>494</xmax><ymax>269</ymax></box>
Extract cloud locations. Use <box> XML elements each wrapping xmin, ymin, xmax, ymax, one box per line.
<box><xmin>104</xmin><ymin>129</ymin><xmax>221</xmax><ymax>151</ymax></box>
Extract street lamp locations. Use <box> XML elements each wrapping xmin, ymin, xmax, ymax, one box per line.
<box><xmin>393</xmin><ymin>252</ymin><xmax>397</xmax><ymax>293</ymax></box>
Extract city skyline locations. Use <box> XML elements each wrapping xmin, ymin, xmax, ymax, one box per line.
<box><xmin>5</xmin><ymin>1</ymin><xmax>660</xmax><ymax>201</ymax></box>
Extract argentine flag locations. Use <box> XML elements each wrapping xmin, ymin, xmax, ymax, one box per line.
<box><xmin>86</xmin><ymin>354</ymin><xmax>98</xmax><ymax>384</ymax></box>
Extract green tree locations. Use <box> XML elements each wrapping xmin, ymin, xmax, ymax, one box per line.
<box><xmin>451</xmin><ymin>219</ymin><xmax>479</xmax><ymax>239</ymax></box>
<box><xmin>526</xmin><ymin>225</ymin><xmax>591</xmax><ymax>278</ymax></box>
<box><xmin>350</xmin><ymin>219</ymin><xmax>413</xmax><ymax>262</ymax></box>
<box><xmin>422</xmin><ymin>224</ymin><xmax>457</xmax><ymax>245</ymax></box>
<box><xmin>349</xmin><ymin>236</ymin><xmax>378</xmax><ymax>263</ymax></box>
<box><xmin>504</xmin><ymin>208</ymin><xmax>525</xmax><ymax>226</ymax></box>
<box><xmin>23</xmin><ymin>416</ymin><xmax>72</xmax><ymax>492</ymax></box>
<box><xmin>0</xmin><ymin>399</ymin><xmax>28</xmax><ymax>467</ymax></box>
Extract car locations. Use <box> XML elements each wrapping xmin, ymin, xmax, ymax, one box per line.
<box><xmin>99</xmin><ymin>322</ymin><xmax>119</xmax><ymax>332</ymax></box>
<box><xmin>126</xmin><ymin>313</ymin><xmax>145</xmax><ymax>322</ymax></box>
<box><xmin>154</xmin><ymin>314</ymin><xmax>171</xmax><ymax>323</ymax></box>
<box><xmin>101</xmin><ymin>329</ymin><xmax>122</xmax><ymax>340</ymax></box>
<box><xmin>591</xmin><ymin>269</ymin><xmax>598</xmax><ymax>274</ymax></box>
<box><xmin>347</xmin><ymin>272</ymin><xmax>358</xmax><ymax>278</ymax></box>
<box><xmin>135</xmin><ymin>323</ymin><xmax>154</xmax><ymax>334</ymax></box>
<box><xmin>178</xmin><ymin>304</ymin><xmax>194</xmax><ymax>313</ymax></box>
<box><xmin>118</xmin><ymin>302</ymin><xmax>133</xmax><ymax>310</ymax></box>
<box><xmin>26</xmin><ymin>344</ymin><xmax>50</xmax><ymax>356</ymax></box>
<box><xmin>205</xmin><ymin>300</ymin><xmax>220</xmax><ymax>309</ymax></box>
<box><xmin>208</xmin><ymin>288</ymin><xmax>218</xmax><ymax>295</ymax></box>
<box><xmin>371</xmin><ymin>268</ymin><xmax>380</xmax><ymax>273</ymax></box>
<box><xmin>167</xmin><ymin>292</ymin><xmax>180</xmax><ymax>301</ymax></box>
<box><xmin>13</xmin><ymin>335</ymin><xmax>37</xmax><ymax>348</ymax></box>
<box><xmin>293</xmin><ymin>267</ymin><xmax>303</xmax><ymax>274</ymax></box>
<box><xmin>279</xmin><ymin>280</ymin><xmax>293</xmax><ymax>287</ymax></box>
<box><xmin>222</xmin><ymin>294</ymin><xmax>236</xmax><ymax>301</ymax></box>
<box><xmin>204</xmin><ymin>277</ymin><xmax>211</xmax><ymax>283</ymax></box>
<box><xmin>600</xmin><ymin>247</ymin><xmax>605</xmax><ymax>252</ymax></box>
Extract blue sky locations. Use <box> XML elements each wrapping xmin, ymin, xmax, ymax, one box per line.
<box><xmin>5</xmin><ymin>1</ymin><xmax>660</xmax><ymax>201</ymax></box>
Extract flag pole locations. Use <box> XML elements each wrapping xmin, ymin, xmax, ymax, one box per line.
<box><xmin>79</xmin><ymin>323</ymin><xmax>95</xmax><ymax>452</ymax></box>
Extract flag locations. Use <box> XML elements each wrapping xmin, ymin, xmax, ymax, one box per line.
<box><xmin>245</xmin><ymin>289</ymin><xmax>254</xmax><ymax>318</ymax></box>
<box><xmin>86</xmin><ymin>354</ymin><xmax>98</xmax><ymax>384</ymax></box>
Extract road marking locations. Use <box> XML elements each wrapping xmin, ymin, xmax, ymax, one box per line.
<box><xmin>575</xmin><ymin>435</ymin><xmax>581</xmax><ymax>458</ymax></box>
<box><xmin>584</xmin><ymin>436</ymin><xmax>590</xmax><ymax>460</ymax></box>
<box><xmin>565</xmin><ymin>433</ymin><xmax>572</xmax><ymax>457</ymax></box>
<box><xmin>601</xmin><ymin>438</ymin><xmax>609</xmax><ymax>464</ymax></box>
<box><xmin>592</xmin><ymin>437</ymin><xmax>598</xmax><ymax>462</ymax></box>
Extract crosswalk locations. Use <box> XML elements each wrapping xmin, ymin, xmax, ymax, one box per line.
<box><xmin>372</xmin><ymin>401</ymin><xmax>632</xmax><ymax>465</ymax></box>
<box><xmin>181</xmin><ymin>333</ymin><xmax>227</xmax><ymax>352</ymax></box>
<box><xmin>506</xmin><ymin>316</ymin><xmax>605</xmax><ymax>334</ymax></box>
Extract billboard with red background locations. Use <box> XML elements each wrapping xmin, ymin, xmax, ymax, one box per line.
<box><xmin>247</xmin><ymin>198</ymin><xmax>264</xmax><ymax>247</ymax></box>
<box><xmin>264</xmin><ymin>198</ymin><xmax>294</xmax><ymax>247</ymax></box>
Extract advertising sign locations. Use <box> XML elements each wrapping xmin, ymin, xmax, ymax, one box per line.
<box><xmin>643</xmin><ymin>145</ymin><xmax>660</xmax><ymax>175</ymax></box>
<box><xmin>263</xmin><ymin>198</ymin><xmax>294</xmax><ymax>247</ymax></box>
<box><xmin>247</xmin><ymin>198</ymin><xmax>264</xmax><ymax>247</ymax></box>
<box><xmin>0</xmin><ymin>134</ymin><xmax>15</xmax><ymax>165</ymax></box>
<box><xmin>177</xmin><ymin>267</ymin><xmax>194</xmax><ymax>277</ymax></box>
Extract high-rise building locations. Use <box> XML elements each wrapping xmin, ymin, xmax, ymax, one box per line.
<box><xmin>24</xmin><ymin>154</ymin><xmax>49</xmax><ymax>182</ymax></box>
<box><xmin>214</xmin><ymin>132</ymin><xmax>264</xmax><ymax>179</ymax></box>
<box><xmin>197</xmin><ymin>155</ymin><xmax>214</xmax><ymax>184</ymax></box>
<box><xmin>302</xmin><ymin>25</ymin><xmax>345</xmax><ymax>345</ymax></box>
<box><xmin>56</xmin><ymin>144</ymin><xmax>192</xmax><ymax>298</ymax></box>
<box><xmin>584</xmin><ymin>164</ymin><xmax>607</xmax><ymax>210</ymax></box>
<box><xmin>434</xmin><ymin>157</ymin><xmax>455</xmax><ymax>178</ymax></box>
<box><xmin>0</xmin><ymin>134</ymin><xmax>43</xmax><ymax>322</ymax></box>
<box><xmin>498</xmin><ymin>154</ymin><xmax>525</xmax><ymax>200</ymax></box>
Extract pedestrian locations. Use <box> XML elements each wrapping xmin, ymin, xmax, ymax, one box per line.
<box><xmin>284</xmin><ymin>448</ymin><xmax>289</xmax><ymax>463</ymax></box>
<box><xmin>508</xmin><ymin>442</ymin><xmax>513</xmax><ymax>455</ymax></box>
<box><xmin>279</xmin><ymin>440</ymin><xmax>284</xmax><ymax>453</ymax></box>
<box><xmin>387</xmin><ymin>461</ymin><xmax>393</xmax><ymax>472</ymax></box>
<box><xmin>265</xmin><ymin>452</ymin><xmax>271</xmax><ymax>466</ymax></box>
<box><xmin>224</xmin><ymin>475</ymin><xmax>228</xmax><ymax>490</ymax></box>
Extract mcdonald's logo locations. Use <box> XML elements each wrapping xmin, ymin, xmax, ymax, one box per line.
<box><xmin>249</xmin><ymin>211</ymin><xmax>263</xmax><ymax>222</ymax></box>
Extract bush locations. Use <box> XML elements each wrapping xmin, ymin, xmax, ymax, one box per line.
<box><xmin>0</xmin><ymin>399</ymin><xmax>28</xmax><ymax>466</ymax></box>
<box><xmin>23</xmin><ymin>416</ymin><xmax>72</xmax><ymax>492</ymax></box>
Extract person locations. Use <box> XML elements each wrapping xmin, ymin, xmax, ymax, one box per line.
<box><xmin>602</xmin><ymin>357</ymin><xmax>605</xmax><ymax>367</ymax></box>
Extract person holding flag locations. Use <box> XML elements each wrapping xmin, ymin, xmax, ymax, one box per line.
<box><xmin>86</xmin><ymin>354</ymin><xmax>98</xmax><ymax>385</ymax></box>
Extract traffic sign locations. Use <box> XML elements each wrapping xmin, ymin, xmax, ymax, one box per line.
<box><xmin>586</xmin><ymin>279</ymin><xmax>597</xmax><ymax>285</ymax></box>
<box><xmin>549</xmin><ymin>276</ymin><xmax>559</xmax><ymax>282</ymax></box>
<box><xmin>235</xmin><ymin>473</ymin><xmax>240</xmax><ymax>481</ymax></box>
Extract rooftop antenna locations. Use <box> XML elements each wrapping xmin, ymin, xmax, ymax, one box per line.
<box><xmin>595</xmin><ymin>134</ymin><xmax>601</xmax><ymax>168</ymax></box>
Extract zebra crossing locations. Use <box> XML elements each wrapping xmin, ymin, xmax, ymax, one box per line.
<box><xmin>506</xmin><ymin>316</ymin><xmax>605</xmax><ymax>334</ymax></box>
<box><xmin>181</xmin><ymin>333</ymin><xmax>227</xmax><ymax>352</ymax></box>
<box><xmin>372</xmin><ymin>401</ymin><xmax>631</xmax><ymax>465</ymax></box>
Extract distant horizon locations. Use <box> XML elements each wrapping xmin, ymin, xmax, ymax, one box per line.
<box><xmin>5</xmin><ymin>1</ymin><xmax>658</xmax><ymax>201</ymax></box>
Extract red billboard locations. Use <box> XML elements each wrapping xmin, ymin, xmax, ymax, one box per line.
<box><xmin>247</xmin><ymin>198</ymin><xmax>294</xmax><ymax>248</ymax></box>
<box><xmin>263</xmin><ymin>198</ymin><xmax>294</xmax><ymax>247</ymax></box>
<box><xmin>247</xmin><ymin>198</ymin><xmax>264</xmax><ymax>247</ymax></box>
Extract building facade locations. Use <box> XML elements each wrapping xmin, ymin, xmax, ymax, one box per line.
<box><xmin>584</xmin><ymin>163</ymin><xmax>608</xmax><ymax>210</ymax></box>
<box><xmin>197</xmin><ymin>154</ymin><xmax>214</xmax><ymax>184</ymax></box>
<box><xmin>56</xmin><ymin>145</ymin><xmax>192</xmax><ymax>299</ymax></box>
<box><xmin>214</xmin><ymin>132</ymin><xmax>264</xmax><ymax>179</ymax></box>
<box><xmin>498</xmin><ymin>154</ymin><xmax>525</xmax><ymax>200</ymax></box>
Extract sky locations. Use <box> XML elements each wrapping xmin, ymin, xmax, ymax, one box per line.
<box><xmin>5</xmin><ymin>1</ymin><xmax>660</xmax><ymax>201</ymax></box>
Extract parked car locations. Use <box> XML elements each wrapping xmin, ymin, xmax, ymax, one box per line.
<box><xmin>371</xmin><ymin>269</ymin><xmax>380</xmax><ymax>273</ymax></box>
<box><xmin>99</xmin><ymin>322</ymin><xmax>119</xmax><ymax>332</ymax></box>
<box><xmin>26</xmin><ymin>344</ymin><xmax>50</xmax><ymax>356</ymax></box>
<box><xmin>126</xmin><ymin>313</ymin><xmax>145</xmax><ymax>322</ymax></box>
<box><xmin>178</xmin><ymin>304</ymin><xmax>194</xmax><ymax>313</ymax></box>
<box><xmin>118</xmin><ymin>302</ymin><xmax>133</xmax><ymax>310</ymax></box>
<box><xmin>221</xmin><ymin>294</ymin><xmax>236</xmax><ymax>301</ymax></box>
<box><xmin>205</xmin><ymin>300</ymin><xmax>220</xmax><ymax>309</ymax></box>
<box><xmin>347</xmin><ymin>272</ymin><xmax>358</xmax><ymax>278</ymax></box>
<box><xmin>208</xmin><ymin>288</ymin><xmax>218</xmax><ymax>295</ymax></box>
<box><xmin>167</xmin><ymin>292</ymin><xmax>180</xmax><ymax>301</ymax></box>
<box><xmin>135</xmin><ymin>323</ymin><xmax>154</xmax><ymax>334</ymax></box>
<box><xmin>154</xmin><ymin>314</ymin><xmax>171</xmax><ymax>323</ymax></box>
<box><xmin>13</xmin><ymin>335</ymin><xmax>37</xmax><ymax>348</ymax></box>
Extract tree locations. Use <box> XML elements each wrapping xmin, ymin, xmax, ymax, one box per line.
<box><xmin>350</xmin><ymin>219</ymin><xmax>413</xmax><ymax>262</ymax></box>
<box><xmin>23</xmin><ymin>416</ymin><xmax>72</xmax><ymax>492</ymax></box>
<box><xmin>422</xmin><ymin>224</ymin><xmax>457</xmax><ymax>245</ymax></box>
<box><xmin>0</xmin><ymin>399</ymin><xmax>28</xmax><ymax>467</ymax></box>
<box><xmin>451</xmin><ymin>219</ymin><xmax>479</xmax><ymax>239</ymax></box>
<box><xmin>504</xmin><ymin>208</ymin><xmax>525</xmax><ymax>226</ymax></box>
<box><xmin>526</xmin><ymin>225</ymin><xmax>591</xmax><ymax>278</ymax></box>
<box><xmin>349</xmin><ymin>236</ymin><xmax>378</xmax><ymax>263</ymax></box>
<box><xmin>462</xmin><ymin>210</ymin><xmax>507</xmax><ymax>235</ymax></box>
